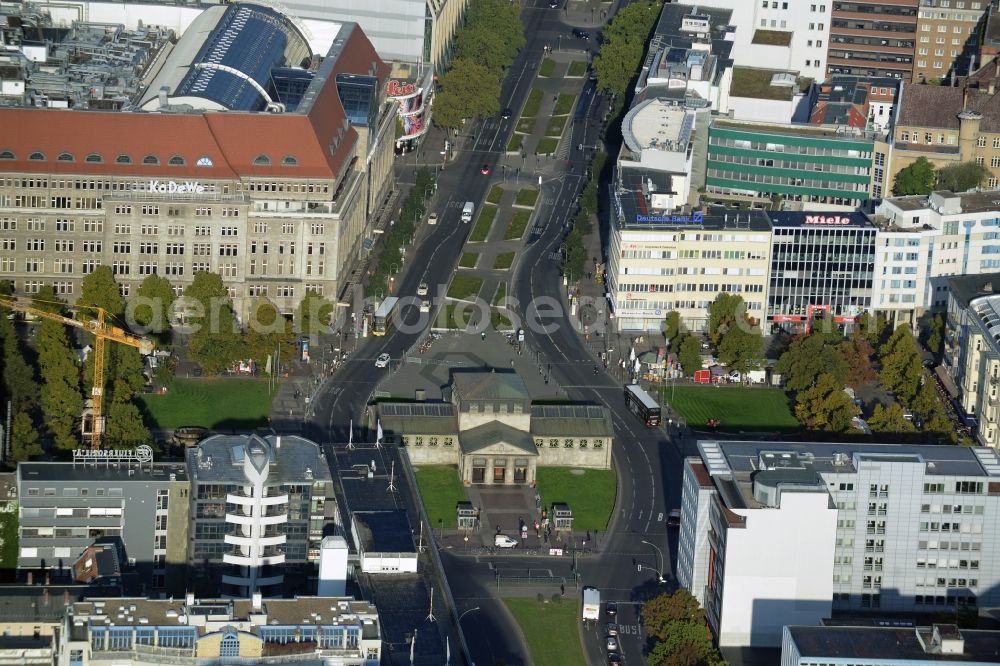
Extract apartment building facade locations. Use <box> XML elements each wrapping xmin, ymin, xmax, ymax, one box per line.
<box><xmin>912</xmin><ymin>0</ymin><xmax>989</xmax><ymax>83</ymax></box>
<box><xmin>828</xmin><ymin>0</ymin><xmax>919</xmax><ymax>79</ymax></box>
<box><xmin>16</xmin><ymin>459</ymin><xmax>190</xmax><ymax>596</ymax></box>
<box><xmin>187</xmin><ymin>435</ymin><xmax>337</xmax><ymax>598</ymax></box>
<box><xmin>766</xmin><ymin>212</ymin><xmax>877</xmax><ymax>330</ymax></box>
<box><xmin>607</xmin><ymin>207</ymin><xmax>772</xmax><ymax>332</ymax></box>
<box><xmin>705</xmin><ymin>119</ymin><xmax>879</xmax><ymax>209</ymax></box>
<box><xmin>874</xmin><ymin>190</ymin><xmax>1000</xmax><ymax>325</ymax></box>
<box><xmin>679</xmin><ymin>440</ymin><xmax>1000</xmax><ymax>648</ymax></box>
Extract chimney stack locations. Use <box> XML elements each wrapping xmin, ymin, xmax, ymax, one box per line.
<box><xmin>252</xmin><ymin>592</ymin><xmax>263</xmax><ymax>612</ymax></box>
<box><xmin>63</xmin><ymin>590</ymin><xmax>69</xmax><ymax>605</ymax></box>
<box><xmin>185</xmin><ymin>592</ymin><xmax>195</xmax><ymax>606</ymax></box>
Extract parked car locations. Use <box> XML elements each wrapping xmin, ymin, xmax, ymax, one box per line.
<box><xmin>495</xmin><ymin>534</ymin><xmax>518</xmax><ymax>548</ymax></box>
<box><xmin>374</xmin><ymin>353</ymin><xmax>391</xmax><ymax>368</ymax></box>
<box><xmin>427</xmin><ymin>213</ymin><xmax>438</xmax><ymax>225</ymax></box>
<box><xmin>605</xmin><ymin>601</ymin><xmax>618</xmax><ymax>618</ymax></box>
<box><xmin>606</xmin><ymin>636</ymin><xmax>619</xmax><ymax>652</ymax></box>
<box><xmin>416</xmin><ymin>282</ymin><xmax>429</xmax><ymax>296</ymax></box>
<box><xmin>667</xmin><ymin>509</ymin><xmax>681</xmax><ymax>528</ymax></box>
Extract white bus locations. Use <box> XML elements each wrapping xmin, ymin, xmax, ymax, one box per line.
<box><xmin>371</xmin><ymin>297</ymin><xmax>399</xmax><ymax>336</ymax></box>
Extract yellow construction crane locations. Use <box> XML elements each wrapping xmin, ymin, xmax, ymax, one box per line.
<box><xmin>0</xmin><ymin>296</ymin><xmax>153</xmax><ymax>450</ymax></box>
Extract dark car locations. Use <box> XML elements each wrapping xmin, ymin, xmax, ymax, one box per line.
<box><xmin>608</xmin><ymin>653</ymin><xmax>623</xmax><ymax>665</ymax></box>
<box><xmin>500</xmin><ymin>107</ymin><xmax>513</xmax><ymax>119</ymax></box>
<box><xmin>549</xmin><ymin>0</ymin><xmax>559</xmax><ymax>6</ymax></box>
<box><xmin>572</xmin><ymin>28</ymin><xmax>590</xmax><ymax>39</ymax></box>
<box><xmin>605</xmin><ymin>601</ymin><xmax>618</xmax><ymax>618</ymax></box>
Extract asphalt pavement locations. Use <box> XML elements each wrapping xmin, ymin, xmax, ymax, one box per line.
<box><xmin>305</xmin><ymin>0</ymin><xmax>687</xmax><ymax>664</ymax></box>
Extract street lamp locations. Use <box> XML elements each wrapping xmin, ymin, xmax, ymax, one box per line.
<box><xmin>458</xmin><ymin>606</ymin><xmax>480</xmax><ymax>624</ymax></box>
<box><xmin>641</xmin><ymin>539</ymin><xmax>666</xmax><ymax>583</ymax></box>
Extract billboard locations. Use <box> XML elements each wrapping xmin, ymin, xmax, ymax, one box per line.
<box><xmin>387</xmin><ymin>79</ymin><xmax>428</xmax><ymax>142</ymax></box>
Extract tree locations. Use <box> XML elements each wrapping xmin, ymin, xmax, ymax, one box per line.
<box><xmin>839</xmin><ymin>332</ymin><xmax>877</xmax><ymax>388</ymax></box>
<box><xmin>706</xmin><ymin>293</ymin><xmax>744</xmax><ymax>346</ymax></box>
<box><xmin>185</xmin><ymin>272</ymin><xmax>244</xmax><ymax>374</ymax></box>
<box><xmin>9</xmin><ymin>412</ymin><xmax>42</xmax><ymax>462</ymax></box>
<box><xmin>642</xmin><ymin>591</ymin><xmax>724</xmax><ymax>666</ymax></box>
<box><xmin>77</xmin><ymin>266</ymin><xmax>125</xmax><ymax>319</ymax></box>
<box><xmin>453</xmin><ymin>0</ymin><xmax>524</xmax><ymax>72</ymax></box>
<box><xmin>677</xmin><ymin>334</ymin><xmax>703</xmax><ymax>377</ymax></box>
<box><xmin>132</xmin><ymin>274</ymin><xmax>175</xmax><ymax>336</ymax></box>
<box><xmin>936</xmin><ymin>161</ymin><xmax>991</xmax><ymax>192</ymax></box>
<box><xmin>717</xmin><ymin>326</ymin><xmax>763</xmax><ymax>375</ymax></box>
<box><xmin>35</xmin><ymin>310</ymin><xmax>83</xmax><ymax>450</ymax></box>
<box><xmin>922</xmin><ymin>313</ymin><xmax>945</xmax><ymax>358</ymax></box>
<box><xmin>911</xmin><ymin>381</ymin><xmax>939</xmax><ymax>417</ymax></box>
<box><xmin>642</xmin><ymin>589</ymin><xmax>704</xmax><ymax>641</ymax></box>
<box><xmin>776</xmin><ymin>333</ymin><xmax>848</xmax><ymax>391</ymax></box>
<box><xmin>104</xmin><ymin>402</ymin><xmax>151</xmax><ymax>449</ymax></box>
<box><xmin>795</xmin><ymin>373</ymin><xmax>858</xmax><ymax>432</ymax></box>
<box><xmin>296</xmin><ymin>289</ymin><xmax>334</xmax><ymax>338</ymax></box>
<box><xmin>664</xmin><ymin>311</ymin><xmax>683</xmax><ymax>349</ymax></box>
<box><xmin>858</xmin><ymin>311</ymin><xmax>891</xmax><ymax>349</ymax></box>
<box><xmin>432</xmin><ymin>60</ymin><xmax>502</xmax><ymax>128</ymax></box>
<box><xmin>593</xmin><ymin>1</ymin><xmax>662</xmax><ymax>97</ymax></box>
<box><xmin>0</xmin><ymin>315</ymin><xmax>37</xmax><ymax>413</ymax></box>
<box><xmin>867</xmin><ymin>403</ymin><xmax>916</xmax><ymax>434</ymax></box>
<box><xmin>893</xmin><ymin>157</ymin><xmax>935</xmax><ymax>196</ymax></box>
<box><xmin>879</xmin><ymin>325</ymin><xmax>923</xmax><ymax>404</ymax></box>
<box><xmin>244</xmin><ymin>299</ymin><xmax>295</xmax><ymax>367</ymax></box>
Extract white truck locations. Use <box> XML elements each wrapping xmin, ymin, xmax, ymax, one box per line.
<box><xmin>582</xmin><ymin>587</ymin><xmax>600</xmax><ymax>621</ymax></box>
<box><xmin>461</xmin><ymin>201</ymin><xmax>474</xmax><ymax>223</ymax></box>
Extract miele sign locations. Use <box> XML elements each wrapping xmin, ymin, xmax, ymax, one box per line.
<box><xmin>148</xmin><ymin>180</ymin><xmax>205</xmax><ymax>194</ymax></box>
<box><xmin>804</xmin><ymin>215</ymin><xmax>852</xmax><ymax>225</ymax></box>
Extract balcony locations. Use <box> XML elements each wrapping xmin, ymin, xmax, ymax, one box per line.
<box><xmin>224</xmin><ymin>513</ymin><xmax>257</xmax><ymax>526</ymax></box>
<box><xmin>260</xmin><ymin>513</ymin><xmax>288</xmax><ymax>526</ymax></box>
<box><xmin>223</xmin><ymin>553</ymin><xmax>255</xmax><ymax>567</ymax></box>
<box><xmin>221</xmin><ymin>573</ymin><xmax>252</xmax><ymax>587</ymax></box>
<box><xmin>255</xmin><ymin>574</ymin><xmax>284</xmax><ymax>587</ymax></box>
<box><xmin>225</xmin><ymin>492</ymin><xmax>289</xmax><ymax>507</ymax></box>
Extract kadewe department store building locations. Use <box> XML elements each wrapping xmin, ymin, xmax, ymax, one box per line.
<box><xmin>766</xmin><ymin>212</ymin><xmax>877</xmax><ymax>333</ymax></box>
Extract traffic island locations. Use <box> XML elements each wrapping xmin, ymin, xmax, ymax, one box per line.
<box><xmin>504</xmin><ymin>210</ymin><xmax>532</xmax><ymax>241</ymax></box>
<box><xmin>446</xmin><ymin>276</ymin><xmax>484</xmax><ymax>301</ymax></box>
<box><xmin>504</xmin><ymin>597</ymin><xmax>586</xmax><ymax>666</ymax></box>
<box><xmin>469</xmin><ymin>206</ymin><xmax>497</xmax><ymax>242</ymax></box>
<box><xmin>493</xmin><ymin>252</ymin><xmax>516</xmax><ymax>270</ymax></box>
<box><xmin>459</xmin><ymin>252</ymin><xmax>480</xmax><ymax>268</ymax></box>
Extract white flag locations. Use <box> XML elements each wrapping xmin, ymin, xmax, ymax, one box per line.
<box><xmin>376</xmin><ymin>419</ymin><xmax>383</xmax><ymax>445</ymax></box>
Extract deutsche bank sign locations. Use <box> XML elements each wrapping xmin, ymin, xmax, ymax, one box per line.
<box><xmin>635</xmin><ymin>212</ymin><xmax>704</xmax><ymax>224</ymax></box>
<box><xmin>148</xmin><ymin>180</ymin><xmax>205</xmax><ymax>194</ymax></box>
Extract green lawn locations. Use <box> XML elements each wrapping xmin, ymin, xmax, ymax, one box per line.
<box><xmin>413</xmin><ymin>465</ymin><xmax>467</xmax><ymax>529</ymax></box>
<box><xmin>491</xmin><ymin>311</ymin><xmax>513</xmax><ymax>330</ymax></box>
<box><xmin>507</xmin><ymin>133</ymin><xmax>524</xmax><ymax>153</ymax></box>
<box><xmin>662</xmin><ymin>386</ymin><xmax>799</xmax><ymax>432</ymax></box>
<box><xmin>515</xmin><ymin>117</ymin><xmax>534</xmax><ymax>134</ymax></box>
<box><xmin>447</xmin><ymin>276</ymin><xmax>484</xmax><ymax>301</ymax></box>
<box><xmin>544</xmin><ymin>116</ymin><xmax>567</xmax><ymax>138</ymax></box>
<box><xmin>535</xmin><ymin>137</ymin><xmax>559</xmax><ymax>155</ymax></box>
<box><xmin>493</xmin><ymin>281</ymin><xmax>507</xmax><ymax>306</ymax></box>
<box><xmin>539</xmin><ymin>57</ymin><xmax>556</xmax><ymax>77</ymax></box>
<box><xmin>536</xmin><ymin>468</ymin><xmax>616</xmax><ymax>532</ymax></box>
<box><xmin>554</xmin><ymin>93</ymin><xmax>575</xmax><ymax>116</ymax></box>
<box><xmin>515</xmin><ymin>188</ymin><xmax>539</xmax><ymax>207</ymax></box>
<box><xmin>0</xmin><ymin>503</ymin><xmax>17</xmax><ymax>570</ymax></box>
<box><xmin>504</xmin><ymin>210</ymin><xmax>532</xmax><ymax>240</ymax></box>
<box><xmin>469</xmin><ymin>206</ymin><xmax>497</xmax><ymax>242</ymax></box>
<box><xmin>459</xmin><ymin>252</ymin><xmax>479</xmax><ymax>268</ymax></box>
<box><xmin>435</xmin><ymin>304</ymin><xmax>472</xmax><ymax>329</ymax></box>
<box><xmin>567</xmin><ymin>60</ymin><xmax>587</xmax><ymax>77</ymax></box>
<box><xmin>493</xmin><ymin>252</ymin><xmax>516</xmax><ymax>270</ymax></box>
<box><xmin>505</xmin><ymin>598</ymin><xmax>585</xmax><ymax>666</ymax></box>
<box><xmin>523</xmin><ymin>88</ymin><xmax>543</xmax><ymax>117</ymax></box>
<box><xmin>139</xmin><ymin>378</ymin><xmax>274</xmax><ymax>429</ymax></box>
<box><xmin>486</xmin><ymin>185</ymin><xmax>504</xmax><ymax>205</ymax></box>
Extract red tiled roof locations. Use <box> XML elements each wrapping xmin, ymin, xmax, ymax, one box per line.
<box><xmin>0</xmin><ymin>24</ymin><xmax>390</xmax><ymax>182</ymax></box>
<box><xmin>898</xmin><ymin>62</ymin><xmax>1000</xmax><ymax>132</ymax></box>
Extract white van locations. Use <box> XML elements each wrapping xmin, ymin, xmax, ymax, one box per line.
<box><xmin>461</xmin><ymin>201</ymin><xmax>474</xmax><ymax>223</ymax></box>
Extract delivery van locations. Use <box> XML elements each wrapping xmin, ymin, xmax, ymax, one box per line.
<box><xmin>461</xmin><ymin>201</ymin><xmax>474</xmax><ymax>223</ymax></box>
<box><xmin>582</xmin><ymin>587</ymin><xmax>600</xmax><ymax>621</ymax></box>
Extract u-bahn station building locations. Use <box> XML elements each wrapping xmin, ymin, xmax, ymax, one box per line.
<box><xmin>0</xmin><ymin>2</ymin><xmax>397</xmax><ymax>317</ymax></box>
